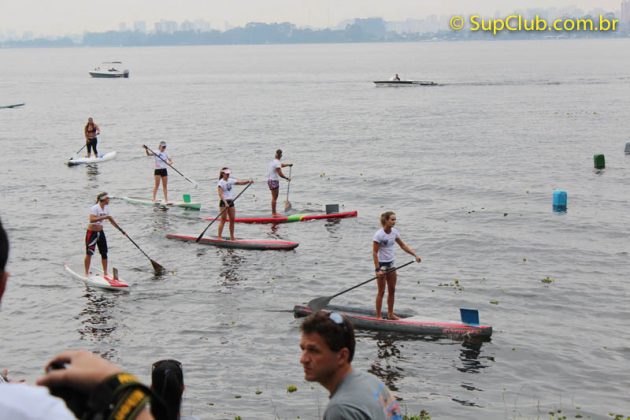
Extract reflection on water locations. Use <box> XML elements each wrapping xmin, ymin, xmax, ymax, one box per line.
<box><xmin>457</xmin><ymin>339</ymin><xmax>491</xmax><ymax>374</ymax></box>
<box><xmin>151</xmin><ymin>206</ymin><xmax>171</xmax><ymax>231</ymax></box>
<box><xmin>218</xmin><ymin>250</ymin><xmax>246</xmax><ymax>286</ymax></box>
<box><xmin>452</xmin><ymin>340</ymin><xmax>491</xmax><ymax>408</ymax></box>
<box><xmin>368</xmin><ymin>336</ymin><xmax>405</xmax><ymax>391</ymax></box>
<box><xmin>324</xmin><ymin>219</ymin><xmax>341</xmax><ymax>235</ymax></box>
<box><xmin>365</xmin><ymin>332</ymin><xmax>492</xmax><ymax>395</ymax></box>
<box><xmin>77</xmin><ymin>289</ymin><xmax>120</xmax><ymax>360</ymax></box>
<box><xmin>86</xmin><ymin>164</ymin><xmax>100</xmax><ymax>186</ymax></box>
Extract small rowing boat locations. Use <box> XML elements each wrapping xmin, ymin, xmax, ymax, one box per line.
<box><xmin>203</xmin><ymin>210</ymin><xmax>358</xmax><ymax>224</ymax></box>
<box><xmin>64</xmin><ymin>264</ymin><xmax>129</xmax><ymax>291</ymax></box>
<box><xmin>0</xmin><ymin>103</ymin><xmax>25</xmax><ymax>109</ymax></box>
<box><xmin>121</xmin><ymin>196</ymin><xmax>201</xmax><ymax>210</ymax></box>
<box><xmin>293</xmin><ymin>304</ymin><xmax>492</xmax><ymax>339</ymax></box>
<box><xmin>373</xmin><ymin>80</ymin><xmax>437</xmax><ymax>86</ymax></box>
<box><xmin>67</xmin><ymin>151</ymin><xmax>117</xmax><ymax>166</ymax></box>
<box><xmin>166</xmin><ymin>233</ymin><xmax>299</xmax><ymax>250</ymax></box>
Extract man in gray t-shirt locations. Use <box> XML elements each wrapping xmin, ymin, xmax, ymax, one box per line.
<box><xmin>299</xmin><ymin>310</ymin><xmax>402</xmax><ymax>420</ymax></box>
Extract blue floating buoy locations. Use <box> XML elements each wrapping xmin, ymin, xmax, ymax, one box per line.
<box><xmin>553</xmin><ymin>190</ymin><xmax>567</xmax><ymax>212</ymax></box>
<box><xmin>625</xmin><ymin>142</ymin><xmax>630</xmax><ymax>155</ymax></box>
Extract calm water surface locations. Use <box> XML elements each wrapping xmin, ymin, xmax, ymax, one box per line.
<box><xmin>1</xmin><ymin>39</ymin><xmax>629</xmax><ymax>419</ymax></box>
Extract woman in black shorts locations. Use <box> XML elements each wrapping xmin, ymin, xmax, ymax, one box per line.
<box><xmin>217</xmin><ymin>167</ymin><xmax>253</xmax><ymax>240</ymax></box>
<box><xmin>145</xmin><ymin>141</ymin><xmax>172</xmax><ymax>203</ymax></box>
<box><xmin>84</xmin><ymin>117</ymin><xmax>100</xmax><ymax>158</ymax></box>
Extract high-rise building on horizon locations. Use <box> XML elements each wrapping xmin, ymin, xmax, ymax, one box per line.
<box><xmin>622</xmin><ymin>0</ymin><xmax>630</xmax><ymax>23</ymax></box>
<box><xmin>133</xmin><ymin>21</ymin><xmax>147</xmax><ymax>33</ymax></box>
<box><xmin>155</xmin><ymin>20</ymin><xmax>178</xmax><ymax>34</ymax></box>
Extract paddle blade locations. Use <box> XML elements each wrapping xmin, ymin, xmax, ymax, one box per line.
<box><xmin>284</xmin><ymin>200</ymin><xmax>292</xmax><ymax>212</ymax></box>
<box><xmin>150</xmin><ymin>259</ymin><xmax>165</xmax><ymax>275</ymax></box>
<box><xmin>307</xmin><ymin>296</ymin><xmax>332</xmax><ymax>312</ymax></box>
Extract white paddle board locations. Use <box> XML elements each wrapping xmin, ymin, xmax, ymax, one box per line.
<box><xmin>64</xmin><ymin>263</ymin><xmax>129</xmax><ymax>291</ymax></box>
<box><xmin>67</xmin><ymin>151</ymin><xmax>117</xmax><ymax>166</ymax></box>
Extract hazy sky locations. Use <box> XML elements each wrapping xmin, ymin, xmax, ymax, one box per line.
<box><xmin>0</xmin><ymin>0</ymin><xmax>621</xmax><ymax>36</ymax></box>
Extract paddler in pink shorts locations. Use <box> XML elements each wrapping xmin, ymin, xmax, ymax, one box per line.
<box><xmin>267</xmin><ymin>149</ymin><xmax>292</xmax><ymax>216</ymax></box>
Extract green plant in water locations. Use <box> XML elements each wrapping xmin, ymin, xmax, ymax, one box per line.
<box><xmin>542</xmin><ymin>276</ymin><xmax>554</xmax><ymax>284</ymax></box>
<box><xmin>403</xmin><ymin>409</ymin><xmax>431</xmax><ymax>420</ymax></box>
<box><xmin>286</xmin><ymin>384</ymin><xmax>298</xmax><ymax>393</ymax></box>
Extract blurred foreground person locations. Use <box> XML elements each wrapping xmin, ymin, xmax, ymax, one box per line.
<box><xmin>299</xmin><ymin>310</ymin><xmax>402</xmax><ymax>420</ymax></box>
<box><xmin>151</xmin><ymin>359</ymin><xmax>199</xmax><ymax>420</ymax></box>
<box><xmin>0</xmin><ymin>219</ymin><xmax>154</xmax><ymax>420</ymax></box>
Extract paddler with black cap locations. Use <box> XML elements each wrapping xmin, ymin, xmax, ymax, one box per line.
<box><xmin>144</xmin><ymin>141</ymin><xmax>172</xmax><ymax>203</ymax></box>
<box><xmin>84</xmin><ymin>192</ymin><xmax>125</xmax><ymax>277</ymax></box>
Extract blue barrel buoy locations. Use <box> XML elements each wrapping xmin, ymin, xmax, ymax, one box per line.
<box><xmin>625</xmin><ymin>142</ymin><xmax>630</xmax><ymax>155</ymax></box>
<box><xmin>593</xmin><ymin>154</ymin><xmax>605</xmax><ymax>169</ymax></box>
<box><xmin>553</xmin><ymin>190</ymin><xmax>567</xmax><ymax>212</ymax></box>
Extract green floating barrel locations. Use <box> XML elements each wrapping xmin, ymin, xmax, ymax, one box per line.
<box><xmin>183</xmin><ymin>194</ymin><xmax>191</xmax><ymax>203</ymax></box>
<box><xmin>593</xmin><ymin>154</ymin><xmax>605</xmax><ymax>169</ymax></box>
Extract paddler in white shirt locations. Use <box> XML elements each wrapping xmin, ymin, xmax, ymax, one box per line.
<box><xmin>84</xmin><ymin>192</ymin><xmax>125</xmax><ymax>277</ymax></box>
<box><xmin>373</xmin><ymin>211</ymin><xmax>421</xmax><ymax>320</ymax></box>
<box><xmin>217</xmin><ymin>168</ymin><xmax>254</xmax><ymax>240</ymax></box>
<box><xmin>144</xmin><ymin>141</ymin><xmax>173</xmax><ymax>203</ymax></box>
<box><xmin>267</xmin><ymin>149</ymin><xmax>292</xmax><ymax>217</ymax></box>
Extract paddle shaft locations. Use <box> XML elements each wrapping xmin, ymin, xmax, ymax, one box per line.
<box><xmin>308</xmin><ymin>260</ymin><xmax>415</xmax><ymax>311</ymax></box>
<box><xmin>75</xmin><ymin>143</ymin><xmax>87</xmax><ymax>156</ymax></box>
<box><xmin>284</xmin><ymin>166</ymin><xmax>292</xmax><ymax>210</ymax></box>
<box><xmin>144</xmin><ymin>145</ymin><xmax>198</xmax><ymax>188</ymax></box>
<box><xmin>286</xmin><ymin>166</ymin><xmax>292</xmax><ymax>200</ymax></box>
<box><xmin>113</xmin><ymin>225</ymin><xmax>164</xmax><ymax>274</ymax></box>
<box><xmin>331</xmin><ymin>260</ymin><xmax>414</xmax><ymax>300</ymax></box>
<box><xmin>196</xmin><ymin>181</ymin><xmax>253</xmax><ymax>242</ymax></box>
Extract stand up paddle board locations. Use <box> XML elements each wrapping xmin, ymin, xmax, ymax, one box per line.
<box><xmin>293</xmin><ymin>304</ymin><xmax>492</xmax><ymax>339</ymax></box>
<box><xmin>121</xmin><ymin>196</ymin><xmax>201</xmax><ymax>210</ymax></box>
<box><xmin>64</xmin><ymin>264</ymin><xmax>129</xmax><ymax>290</ymax></box>
<box><xmin>67</xmin><ymin>151</ymin><xmax>117</xmax><ymax>166</ymax></box>
<box><xmin>203</xmin><ymin>210</ymin><xmax>358</xmax><ymax>224</ymax></box>
<box><xmin>166</xmin><ymin>233</ymin><xmax>299</xmax><ymax>250</ymax></box>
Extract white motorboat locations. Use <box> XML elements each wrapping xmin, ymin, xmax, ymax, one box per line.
<box><xmin>89</xmin><ymin>62</ymin><xmax>129</xmax><ymax>78</ymax></box>
<box><xmin>373</xmin><ymin>80</ymin><xmax>437</xmax><ymax>86</ymax></box>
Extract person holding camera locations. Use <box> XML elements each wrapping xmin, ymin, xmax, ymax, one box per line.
<box><xmin>1</xmin><ymin>220</ymin><xmax>155</xmax><ymax>420</ymax></box>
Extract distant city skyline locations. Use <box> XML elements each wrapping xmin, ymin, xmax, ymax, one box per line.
<box><xmin>0</xmin><ymin>0</ymin><xmax>623</xmax><ymax>39</ymax></box>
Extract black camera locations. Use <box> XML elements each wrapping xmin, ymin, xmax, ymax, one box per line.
<box><xmin>46</xmin><ymin>361</ymin><xmax>90</xmax><ymax>418</ymax></box>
